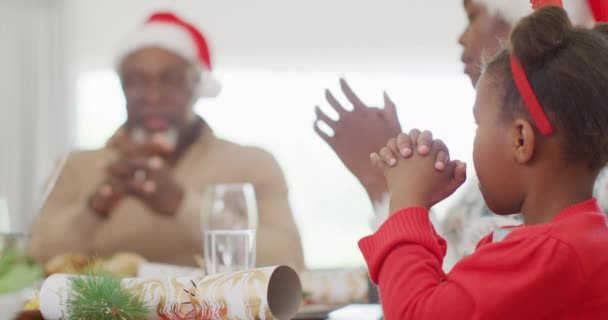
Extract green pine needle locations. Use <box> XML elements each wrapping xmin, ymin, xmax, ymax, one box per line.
<box><xmin>66</xmin><ymin>272</ymin><xmax>149</xmax><ymax>320</ymax></box>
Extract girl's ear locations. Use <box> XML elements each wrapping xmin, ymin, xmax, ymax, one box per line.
<box><xmin>510</xmin><ymin>118</ymin><xmax>536</xmax><ymax>164</ymax></box>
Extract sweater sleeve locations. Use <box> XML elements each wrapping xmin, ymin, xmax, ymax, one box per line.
<box><xmin>250</xmin><ymin>150</ymin><xmax>304</xmax><ymax>271</ymax></box>
<box><xmin>358</xmin><ymin>207</ymin><xmax>585</xmax><ymax>320</ymax></box>
<box><xmin>27</xmin><ymin>153</ymin><xmax>102</xmax><ymax>263</ymax></box>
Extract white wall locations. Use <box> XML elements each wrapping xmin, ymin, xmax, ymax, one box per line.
<box><xmin>1</xmin><ymin>0</ymin><xmax>475</xmax><ymax>265</ymax></box>
<box><xmin>0</xmin><ymin>0</ymin><xmax>71</xmax><ymax>232</ymax></box>
<box><xmin>62</xmin><ymin>0</ymin><xmax>467</xmax><ymax>70</ymax></box>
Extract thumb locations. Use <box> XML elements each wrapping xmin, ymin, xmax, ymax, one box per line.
<box><xmin>370</xmin><ymin>152</ymin><xmax>386</xmax><ymax>173</ymax></box>
<box><xmin>383</xmin><ymin>91</ymin><xmax>400</xmax><ymax>128</ymax></box>
<box><xmin>444</xmin><ymin>160</ymin><xmax>467</xmax><ymax>194</ymax></box>
<box><xmin>453</xmin><ymin>160</ymin><xmax>467</xmax><ymax>185</ymax></box>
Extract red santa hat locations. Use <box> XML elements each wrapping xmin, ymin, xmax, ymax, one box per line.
<box><xmin>116</xmin><ymin>12</ymin><xmax>220</xmax><ymax>98</ymax></box>
<box><xmin>472</xmin><ymin>0</ymin><xmax>601</xmax><ymax>26</ymax></box>
<box><xmin>588</xmin><ymin>0</ymin><xmax>608</xmax><ymax>22</ymax></box>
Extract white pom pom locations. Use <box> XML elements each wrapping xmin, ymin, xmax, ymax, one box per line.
<box><xmin>198</xmin><ymin>72</ymin><xmax>221</xmax><ymax>98</ymax></box>
<box><xmin>563</xmin><ymin>0</ymin><xmax>595</xmax><ymax>27</ymax></box>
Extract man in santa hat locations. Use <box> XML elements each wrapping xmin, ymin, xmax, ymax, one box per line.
<box><xmin>28</xmin><ymin>12</ymin><xmax>305</xmax><ymax>270</ymax></box>
<box><xmin>313</xmin><ymin>0</ymin><xmax>607</xmax><ymax>265</ymax></box>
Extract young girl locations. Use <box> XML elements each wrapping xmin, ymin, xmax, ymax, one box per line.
<box><xmin>362</xmin><ymin>6</ymin><xmax>608</xmax><ymax>319</ymax></box>
<box><xmin>315</xmin><ymin>0</ymin><xmax>605</xmax><ymax>266</ymax></box>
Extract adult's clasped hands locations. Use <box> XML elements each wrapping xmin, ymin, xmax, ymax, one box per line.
<box><xmin>89</xmin><ymin>129</ymin><xmax>184</xmax><ymax>217</ymax></box>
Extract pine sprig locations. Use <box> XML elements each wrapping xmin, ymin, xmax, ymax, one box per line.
<box><xmin>66</xmin><ymin>272</ymin><xmax>149</xmax><ymax>320</ymax></box>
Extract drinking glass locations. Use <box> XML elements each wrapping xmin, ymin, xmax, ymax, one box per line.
<box><xmin>201</xmin><ymin>183</ymin><xmax>257</xmax><ymax>274</ymax></box>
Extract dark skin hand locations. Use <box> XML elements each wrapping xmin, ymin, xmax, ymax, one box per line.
<box><xmin>314</xmin><ymin>79</ymin><xmax>447</xmax><ymax>203</ymax></box>
<box><xmin>314</xmin><ymin>78</ymin><xmax>402</xmax><ymax>203</ymax></box>
<box><xmin>88</xmin><ymin>128</ymin><xmax>184</xmax><ymax>217</ymax></box>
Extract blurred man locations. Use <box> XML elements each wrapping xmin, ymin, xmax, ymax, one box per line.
<box><xmin>28</xmin><ymin>12</ymin><xmax>304</xmax><ymax>269</ymax></box>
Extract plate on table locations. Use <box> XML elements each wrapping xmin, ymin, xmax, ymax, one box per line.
<box><xmin>292</xmin><ymin>304</ymin><xmax>342</xmax><ymax>320</ymax></box>
<box><xmin>328</xmin><ymin>304</ymin><xmax>383</xmax><ymax>320</ymax></box>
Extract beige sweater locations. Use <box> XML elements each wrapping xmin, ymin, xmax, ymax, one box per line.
<box><xmin>28</xmin><ymin>127</ymin><xmax>304</xmax><ymax>270</ymax></box>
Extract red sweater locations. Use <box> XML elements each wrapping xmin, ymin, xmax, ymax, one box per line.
<box><xmin>359</xmin><ymin>199</ymin><xmax>608</xmax><ymax>319</ymax></box>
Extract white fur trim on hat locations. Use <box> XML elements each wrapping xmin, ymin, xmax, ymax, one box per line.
<box><xmin>116</xmin><ymin>22</ymin><xmax>221</xmax><ymax>97</ymax></box>
<box><xmin>472</xmin><ymin>0</ymin><xmax>533</xmax><ymax>26</ymax></box>
<box><xmin>473</xmin><ymin>0</ymin><xmax>594</xmax><ymax>27</ymax></box>
<box><xmin>198</xmin><ymin>71</ymin><xmax>221</xmax><ymax>97</ymax></box>
<box><xmin>564</xmin><ymin>0</ymin><xmax>595</xmax><ymax>27</ymax></box>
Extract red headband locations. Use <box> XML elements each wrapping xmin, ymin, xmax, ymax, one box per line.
<box><xmin>588</xmin><ymin>0</ymin><xmax>608</xmax><ymax>22</ymax></box>
<box><xmin>512</xmin><ymin>0</ymin><xmax>562</xmax><ymax>135</ymax></box>
<box><xmin>530</xmin><ymin>0</ymin><xmax>563</xmax><ymax>10</ymax></box>
<box><xmin>509</xmin><ymin>54</ymin><xmax>554</xmax><ymax>135</ymax></box>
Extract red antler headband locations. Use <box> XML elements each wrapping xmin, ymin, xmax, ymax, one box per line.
<box><xmin>530</xmin><ymin>0</ymin><xmax>563</xmax><ymax>10</ymax></box>
<box><xmin>506</xmin><ymin>0</ymin><xmax>563</xmax><ymax>135</ymax></box>
<box><xmin>509</xmin><ymin>54</ymin><xmax>554</xmax><ymax>135</ymax></box>
<box><xmin>588</xmin><ymin>0</ymin><xmax>608</xmax><ymax>22</ymax></box>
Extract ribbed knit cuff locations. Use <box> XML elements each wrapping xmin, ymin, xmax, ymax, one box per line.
<box><xmin>359</xmin><ymin>207</ymin><xmax>446</xmax><ymax>284</ymax></box>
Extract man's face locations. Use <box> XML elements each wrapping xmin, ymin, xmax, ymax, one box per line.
<box><xmin>119</xmin><ymin>47</ymin><xmax>199</xmax><ymax>133</ymax></box>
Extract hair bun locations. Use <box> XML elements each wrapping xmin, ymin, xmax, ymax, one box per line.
<box><xmin>510</xmin><ymin>6</ymin><xmax>572</xmax><ymax>68</ymax></box>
